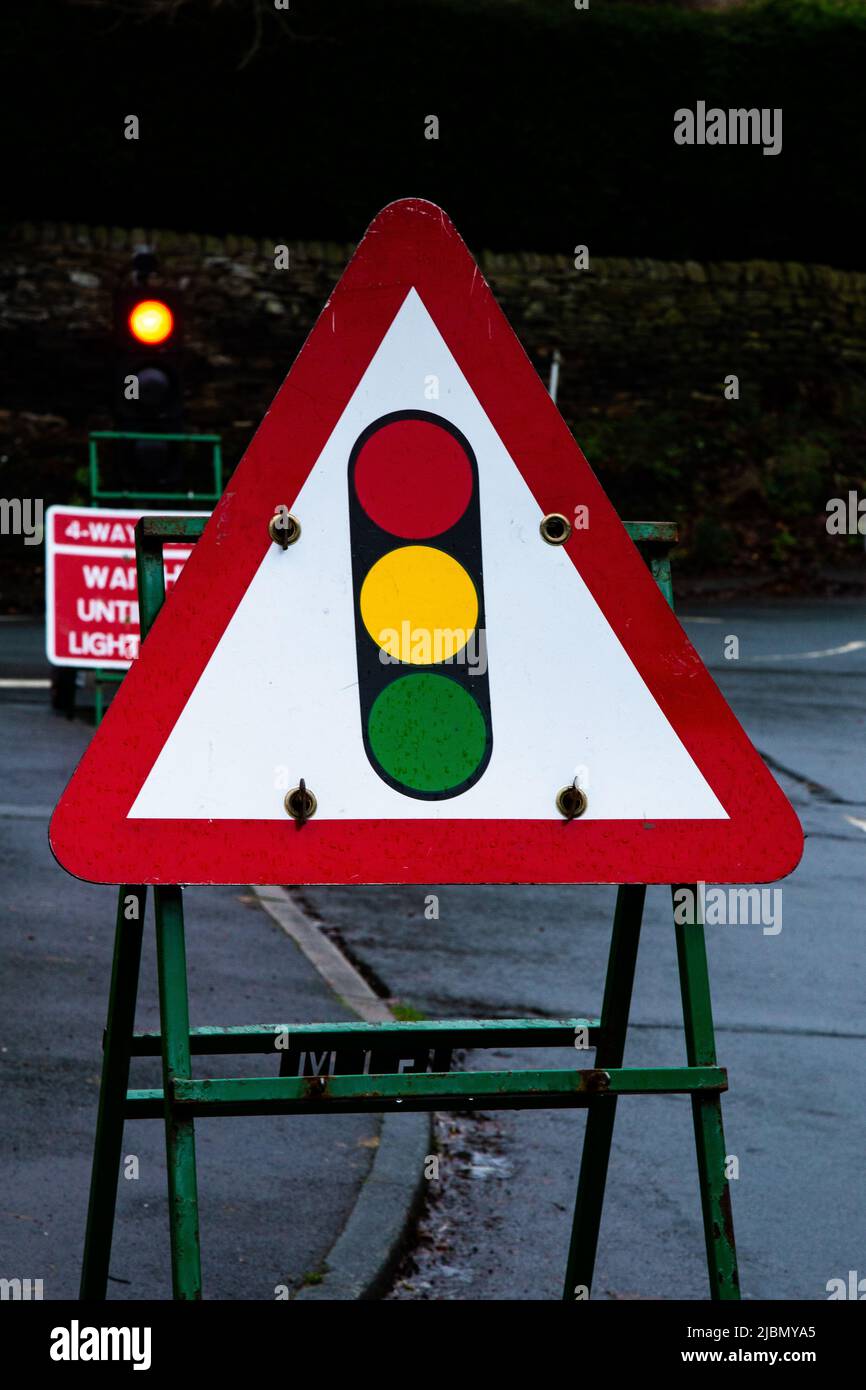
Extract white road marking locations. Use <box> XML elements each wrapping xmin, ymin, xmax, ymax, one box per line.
<box><xmin>844</xmin><ymin>815</ymin><xmax>866</xmax><ymax>834</ymax></box>
<box><xmin>750</xmin><ymin>641</ymin><xmax>866</xmax><ymax>662</ymax></box>
<box><xmin>0</xmin><ymin>679</ymin><xmax>51</xmax><ymax>688</ymax></box>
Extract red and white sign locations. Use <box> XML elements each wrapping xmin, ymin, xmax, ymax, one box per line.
<box><xmin>45</xmin><ymin>507</ymin><xmax>203</xmax><ymax>668</ymax></box>
<box><xmin>50</xmin><ymin>199</ymin><xmax>803</xmax><ymax>887</ymax></box>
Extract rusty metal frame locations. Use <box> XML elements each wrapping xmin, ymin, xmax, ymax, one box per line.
<box><xmin>78</xmin><ymin>517</ymin><xmax>740</xmax><ymax>1302</ymax></box>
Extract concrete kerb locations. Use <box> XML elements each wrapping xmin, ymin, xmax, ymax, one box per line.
<box><xmin>252</xmin><ymin>885</ymin><xmax>432</xmax><ymax>1300</ymax></box>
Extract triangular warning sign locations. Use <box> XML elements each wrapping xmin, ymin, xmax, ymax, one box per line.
<box><xmin>50</xmin><ymin>199</ymin><xmax>803</xmax><ymax>886</ymax></box>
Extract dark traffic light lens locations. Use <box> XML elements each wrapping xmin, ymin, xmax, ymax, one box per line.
<box><xmin>136</xmin><ymin>365</ymin><xmax>173</xmax><ymax>409</ymax></box>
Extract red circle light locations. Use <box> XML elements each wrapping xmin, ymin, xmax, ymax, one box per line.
<box><xmin>354</xmin><ymin>418</ymin><xmax>473</xmax><ymax>538</ymax></box>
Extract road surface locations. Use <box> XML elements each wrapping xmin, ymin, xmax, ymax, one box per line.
<box><xmin>302</xmin><ymin>599</ymin><xmax>866</xmax><ymax>1300</ymax></box>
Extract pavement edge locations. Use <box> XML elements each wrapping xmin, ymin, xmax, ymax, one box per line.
<box><xmin>253</xmin><ymin>885</ymin><xmax>432</xmax><ymax>1301</ymax></box>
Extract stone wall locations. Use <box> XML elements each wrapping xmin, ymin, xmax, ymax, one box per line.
<box><xmin>1</xmin><ymin>222</ymin><xmax>864</xmax><ymax>608</ymax></box>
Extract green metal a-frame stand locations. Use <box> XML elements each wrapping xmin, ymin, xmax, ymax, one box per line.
<box><xmin>79</xmin><ymin>516</ymin><xmax>739</xmax><ymax>1302</ymax></box>
<box><xmin>86</xmin><ymin>430</ymin><xmax>223</xmax><ymax>726</ymax></box>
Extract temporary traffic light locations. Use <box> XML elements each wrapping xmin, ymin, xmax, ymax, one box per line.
<box><xmin>114</xmin><ymin>287</ymin><xmax>183</xmax><ymax>428</ymax></box>
<box><xmin>113</xmin><ymin>251</ymin><xmax>183</xmax><ymax>431</ymax></box>
<box><xmin>348</xmin><ymin>410</ymin><xmax>493</xmax><ymax>799</ymax></box>
<box><xmin>107</xmin><ymin>249</ymin><xmax>186</xmax><ymax>495</ymax></box>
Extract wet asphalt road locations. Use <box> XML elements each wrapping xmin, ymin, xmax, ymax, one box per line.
<box><xmin>301</xmin><ymin>598</ymin><xmax>866</xmax><ymax>1300</ymax></box>
<box><xmin>2</xmin><ymin>599</ymin><xmax>864</xmax><ymax>1301</ymax></box>
<box><xmin>0</xmin><ymin>626</ymin><xmax>379</xmax><ymax>1300</ymax></box>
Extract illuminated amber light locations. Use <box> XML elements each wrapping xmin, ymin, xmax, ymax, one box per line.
<box><xmin>128</xmin><ymin>299</ymin><xmax>174</xmax><ymax>345</ymax></box>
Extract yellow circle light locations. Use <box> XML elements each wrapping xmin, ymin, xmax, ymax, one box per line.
<box><xmin>128</xmin><ymin>299</ymin><xmax>174</xmax><ymax>345</ymax></box>
<box><xmin>360</xmin><ymin>546</ymin><xmax>478</xmax><ymax>665</ymax></box>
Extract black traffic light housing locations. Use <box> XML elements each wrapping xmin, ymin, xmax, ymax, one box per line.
<box><xmin>112</xmin><ymin>247</ymin><xmax>184</xmax><ymax>431</ymax></box>
<box><xmin>112</xmin><ymin>287</ymin><xmax>184</xmax><ymax>430</ymax></box>
<box><xmin>348</xmin><ymin>410</ymin><xmax>493</xmax><ymax>801</ymax></box>
<box><xmin>108</xmin><ymin>247</ymin><xmax>187</xmax><ymax>496</ymax></box>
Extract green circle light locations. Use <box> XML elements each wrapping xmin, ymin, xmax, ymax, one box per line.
<box><xmin>368</xmin><ymin>674</ymin><xmax>488</xmax><ymax>794</ymax></box>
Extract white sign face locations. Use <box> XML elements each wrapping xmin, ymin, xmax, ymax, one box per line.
<box><xmin>130</xmin><ymin>292</ymin><xmax>724</xmax><ymax>823</ymax></box>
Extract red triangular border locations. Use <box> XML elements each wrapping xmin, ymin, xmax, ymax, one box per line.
<box><xmin>50</xmin><ymin>199</ymin><xmax>804</xmax><ymax>885</ymax></box>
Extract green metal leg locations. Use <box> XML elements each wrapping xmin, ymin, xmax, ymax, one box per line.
<box><xmin>563</xmin><ymin>884</ymin><xmax>646</xmax><ymax>1299</ymax></box>
<box><xmin>673</xmin><ymin>885</ymin><xmax>740</xmax><ymax>1300</ymax></box>
<box><xmin>80</xmin><ymin>885</ymin><xmax>146</xmax><ymax>1300</ymax></box>
<box><xmin>153</xmin><ymin>885</ymin><xmax>202</xmax><ymax>1299</ymax></box>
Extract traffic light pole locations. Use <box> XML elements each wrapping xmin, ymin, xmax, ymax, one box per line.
<box><xmin>79</xmin><ymin>517</ymin><xmax>739</xmax><ymax>1302</ymax></box>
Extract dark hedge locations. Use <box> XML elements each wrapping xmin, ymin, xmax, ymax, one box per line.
<box><xmin>1</xmin><ymin>0</ymin><xmax>864</xmax><ymax>265</ymax></box>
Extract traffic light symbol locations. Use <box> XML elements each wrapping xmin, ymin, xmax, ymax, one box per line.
<box><xmin>349</xmin><ymin>410</ymin><xmax>493</xmax><ymax>799</ymax></box>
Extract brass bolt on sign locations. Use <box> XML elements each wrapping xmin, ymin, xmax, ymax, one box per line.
<box><xmin>540</xmin><ymin>512</ymin><xmax>572</xmax><ymax>545</ymax></box>
<box><xmin>284</xmin><ymin>778</ymin><xmax>316</xmax><ymax>824</ymax></box>
<box><xmin>268</xmin><ymin>509</ymin><xmax>301</xmax><ymax>549</ymax></box>
<box><xmin>556</xmin><ymin>784</ymin><xmax>588</xmax><ymax>820</ymax></box>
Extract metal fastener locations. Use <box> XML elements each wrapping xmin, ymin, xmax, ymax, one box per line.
<box><xmin>556</xmin><ymin>784</ymin><xmax>588</xmax><ymax>820</ymax></box>
<box><xmin>540</xmin><ymin>512</ymin><xmax>572</xmax><ymax>545</ymax></box>
<box><xmin>284</xmin><ymin>777</ymin><xmax>316</xmax><ymax>824</ymax></box>
<box><xmin>268</xmin><ymin>510</ymin><xmax>301</xmax><ymax>548</ymax></box>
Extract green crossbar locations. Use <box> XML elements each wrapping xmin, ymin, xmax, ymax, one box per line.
<box><xmin>79</xmin><ymin>516</ymin><xmax>741</xmax><ymax>1304</ymax></box>
<box><xmin>121</xmin><ymin>1067</ymin><xmax>727</xmax><ymax>1119</ymax></box>
<box><xmin>128</xmin><ymin>1017</ymin><xmax>602</xmax><ymax>1055</ymax></box>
